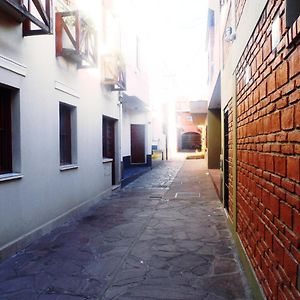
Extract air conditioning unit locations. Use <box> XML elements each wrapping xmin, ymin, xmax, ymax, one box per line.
<box><xmin>224</xmin><ymin>26</ymin><xmax>236</xmax><ymax>42</ymax></box>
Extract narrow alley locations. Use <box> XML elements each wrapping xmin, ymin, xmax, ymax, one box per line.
<box><xmin>0</xmin><ymin>160</ymin><xmax>252</xmax><ymax>300</ymax></box>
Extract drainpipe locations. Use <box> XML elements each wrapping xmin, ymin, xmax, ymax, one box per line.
<box><xmin>118</xmin><ymin>91</ymin><xmax>123</xmax><ymax>183</ymax></box>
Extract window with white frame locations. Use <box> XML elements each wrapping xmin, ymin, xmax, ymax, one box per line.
<box><xmin>0</xmin><ymin>86</ymin><xmax>21</xmax><ymax>176</ymax></box>
<box><xmin>59</xmin><ymin>102</ymin><xmax>77</xmax><ymax>166</ymax></box>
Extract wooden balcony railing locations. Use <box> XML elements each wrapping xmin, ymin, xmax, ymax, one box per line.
<box><xmin>102</xmin><ymin>55</ymin><xmax>126</xmax><ymax>91</ymax></box>
<box><xmin>0</xmin><ymin>0</ymin><xmax>53</xmax><ymax>36</ymax></box>
<box><xmin>55</xmin><ymin>11</ymin><xmax>97</xmax><ymax>68</ymax></box>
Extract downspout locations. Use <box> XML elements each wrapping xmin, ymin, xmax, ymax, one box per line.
<box><xmin>118</xmin><ymin>91</ymin><xmax>123</xmax><ymax>183</ymax></box>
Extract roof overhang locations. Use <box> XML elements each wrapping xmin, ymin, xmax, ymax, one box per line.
<box><xmin>208</xmin><ymin>73</ymin><xmax>221</xmax><ymax>109</ymax></box>
<box><xmin>122</xmin><ymin>94</ymin><xmax>150</xmax><ymax>113</ymax></box>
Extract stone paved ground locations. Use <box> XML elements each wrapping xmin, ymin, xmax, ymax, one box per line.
<box><xmin>0</xmin><ymin>160</ymin><xmax>253</xmax><ymax>300</ymax></box>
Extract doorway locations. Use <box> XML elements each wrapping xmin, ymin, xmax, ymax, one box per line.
<box><xmin>181</xmin><ymin>132</ymin><xmax>201</xmax><ymax>151</ymax></box>
<box><xmin>223</xmin><ymin>108</ymin><xmax>229</xmax><ymax>211</ymax></box>
<box><xmin>103</xmin><ymin>116</ymin><xmax>116</xmax><ymax>185</ymax></box>
<box><xmin>131</xmin><ymin>124</ymin><xmax>145</xmax><ymax>163</ymax></box>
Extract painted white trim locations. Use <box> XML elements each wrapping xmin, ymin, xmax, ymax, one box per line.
<box><xmin>0</xmin><ymin>173</ymin><xmax>23</xmax><ymax>182</ymax></box>
<box><xmin>102</xmin><ymin>158</ymin><xmax>113</xmax><ymax>163</ymax></box>
<box><xmin>59</xmin><ymin>164</ymin><xmax>79</xmax><ymax>171</ymax></box>
<box><xmin>0</xmin><ymin>55</ymin><xmax>26</xmax><ymax>77</ymax></box>
<box><xmin>55</xmin><ymin>81</ymin><xmax>80</xmax><ymax>98</ymax></box>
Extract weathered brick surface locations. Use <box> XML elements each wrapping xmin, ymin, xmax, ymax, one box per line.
<box><xmin>235</xmin><ymin>1</ymin><xmax>300</xmax><ymax>299</ymax></box>
<box><xmin>226</xmin><ymin>100</ymin><xmax>234</xmax><ymax>221</ymax></box>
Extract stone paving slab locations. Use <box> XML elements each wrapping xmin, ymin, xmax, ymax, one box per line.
<box><xmin>0</xmin><ymin>160</ymin><xmax>252</xmax><ymax>300</ymax></box>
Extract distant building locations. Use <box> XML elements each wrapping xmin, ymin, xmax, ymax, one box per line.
<box><xmin>176</xmin><ymin>100</ymin><xmax>207</xmax><ymax>152</ymax></box>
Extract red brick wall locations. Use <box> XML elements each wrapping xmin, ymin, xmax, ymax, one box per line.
<box><xmin>226</xmin><ymin>100</ymin><xmax>235</xmax><ymax>221</ymax></box>
<box><xmin>176</xmin><ymin>112</ymin><xmax>201</xmax><ymax>134</ymax></box>
<box><xmin>235</xmin><ymin>1</ymin><xmax>300</xmax><ymax>299</ymax></box>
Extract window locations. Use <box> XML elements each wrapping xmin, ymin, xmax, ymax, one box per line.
<box><xmin>59</xmin><ymin>103</ymin><xmax>76</xmax><ymax>165</ymax></box>
<box><xmin>0</xmin><ymin>88</ymin><xmax>12</xmax><ymax>174</ymax></box>
<box><xmin>286</xmin><ymin>0</ymin><xmax>300</xmax><ymax>28</ymax></box>
<box><xmin>272</xmin><ymin>13</ymin><xmax>281</xmax><ymax>50</ymax></box>
<box><xmin>102</xmin><ymin>116</ymin><xmax>116</xmax><ymax>185</ymax></box>
<box><xmin>102</xmin><ymin>116</ymin><xmax>115</xmax><ymax>159</ymax></box>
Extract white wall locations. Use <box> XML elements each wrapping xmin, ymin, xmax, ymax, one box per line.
<box><xmin>221</xmin><ymin>0</ymin><xmax>268</xmax><ymax>108</ymax></box>
<box><xmin>0</xmin><ymin>9</ymin><xmax>120</xmax><ymax>253</ymax></box>
<box><xmin>122</xmin><ymin>108</ymin><xmax>131</xmax><ymax>157</ymax></box>
<box><xmin>121</xmin><ymin>108</ymin><xmax>152</xmax><ymax>159</ymax></box>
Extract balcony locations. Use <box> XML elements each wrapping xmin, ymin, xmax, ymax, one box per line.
<box><xmin>0</xmin><ymin>0</ymin><xmax>53</xmax><ymax>36</ymax></box>
<box><xmin>102</xmin><ymin>54</ymin><xmax>126</xmax><ymax>91</ymax></box>
<box><xmin>55</xmin><ymin>11</ymin><xmax>97</xmax><ymax>68</ymax></box>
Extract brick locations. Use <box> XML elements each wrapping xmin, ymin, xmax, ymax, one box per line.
<box><xmin>280</xmin><ymin>201</ymin><xmax>293</xmax><ymax>228</ymax></box>
<box><xmin>270</xmin><ymin>194</ymin><xmax>280</xmax><ymax>217</ymax></box>
<box><xmin>269</xmin><ymin>271</ymin><xmax>279</xmax><ymax>299</ymax></box>
<box><xmin>271</xmin><ymin>111</ymin><xmax>281</xmax><ymax>132</ymax></box>
<box><xmin>271</xmin><ymin>173</ymin><xmax>281</xmax><ymax>185</ymax></box>
<box><xmin>267</xmin><ymin>73</ymin><xmax>276</xmax><ymax>95</ymax></box>
<box><xmin>267</xmin><ymin>134</ymin><xmax>276</xmax><ymax>142</ymax></box>
<box><xmin>282</xmin><ymin>80</ymin><xmax>296</xmax><ymax>96</ymax></box>
<box><xmin>276</xmin><ymin>61</ymin><xmax>289</xmax><ymax>88</ymax></box>
<box><xmin>296</xmin><ymin>102</ymin><xmax>300</xmax><ymax>128</ymax></box>
<box><xmin>286</xmin><ymin>192</ymin><xmax>299</xmax><ymax>208</ymax></box>
<box><xmin>276</xmin><ymin>97</ymin><xmax>288</xmax><ymax>109</ymax></box>
<box><xmin>275</xmin><ymin>186</ymin><xmax>286</xmax><ymax>200</ymax></box>
<box><xmin>287</xmin><ymin>157</ymin><xmax>300</xmax><ymax>182</ymax></box>
<box><xmin>289</xmin><ymin>47</ymin><xmax>300</xmax><ymax>78</ymax></box>
<box><xmin>274</xmin><ymin>156</ymin><xmax>286</xmax><ymax>177</ymax></box>
<box><xmin>277</xmin><ymin>287</ymin><xmax>287</xmax><ymax>300</ymax></box>
<box><xmin>279</xmin><ymin>230</ymin><xmax>292</xmax><ymax>250</ymax></box>
<box><xmin>288</xmin><ymin>90</ymin><xmax>300</xmax><ymax>104</ymax></box>
<box><xmin>290</xmin><ymin>284</ymin><xmax>300</xmax><ymax>300</ymax></box>
<box><xmin>282</xmin><ymin>284</ymin><xmax>295</xmax><ymax>300</ymax></box>
<box><xmin>288</xmin><ymin>131</ymin><xmax>300</xmax><ymax>142</ymax></box>
<box><xmin>281</xmin><ymin>106</ymin><xmax>295</xmax><ymax>130</ymax></box>
<box><xmin>273</xmin><ymin>236</ymin><xmax>285</xmax><ymax>265</ymax></box>
<box><xmin>265</xmin><ymin>154</ymin><xmax>274</xmax><ymax>172</ymax></box>
<box><xmin>282</xmin><ymin>179</ymin><xmax>295</xmax><ymax>193</ymax></box>
<box><xmin>270</xmin><ymin>90</ymin><xmax>282</xmax><ymax>102</ymax></box>
<box><xmin>271</xmin><ymin>144</ymin><xmax>281</xmax><ymax>152</ymax></box>
<box><xmin>283</xmin><ymin>251</ymin><xmax>298</xmax><ymax>285</ymax></box>
<box><xmin>259</xmin><ymin>81</ymin><xmax>267</xmax><ymax>99</ymax></box>
<box><xmin>296</xmin><ymin>184</ymin><xmax>300</xmax><ymax>196</ymax></box>
<box><xmin>281</xmin><ymin>144</ymin><xmax>294</xmax><ymax>154</ymax></box>
<box><xmin>291</xmin><ymin>244</ymin><xmax>300</xmax><ymax>264</ymax></box>
<box><xmin>259</xmin><ymin>153</ymin><xmax>266</xmax><ymax>170</ymax></box>
<box><xmin>263</xmin><ymin>35</ymin><xmax>272</xmax><ymax>59</ymax></box>
<box><xmin>263</xmin><ymin>115</ymin><xmax>271</xmax><ymax>133</ymax></box>
<box><xmin>293</xmin><ymin>209</ymin><xmax>300</xmax><ymax>237</ymax></box>
<box><xmin>276</xmin><ymin>132</ymin><xmax>288</xmax><ymax>142</ymax></box>
<box><xmin>285</xmin><ymin>228</ymin><xmax>300</xmax><ymax>248</ymax></box>
<box><xmin>257</xmin><ymin>48</ymin><xmax>263</xmax><ymax>68</ymax></box>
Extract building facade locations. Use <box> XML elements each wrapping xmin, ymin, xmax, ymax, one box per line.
<box><xmin>208</xmin><ymin>0</ymin><xmax>300</xmax><ymax>299</ymax></box>
<box><xmin>0</xmin><ymin>0</ymin><xmax>150</xmax><ymax>259</ymax></box>
<box><xmin>175</xmin><ymin>100</ymin><xmax>207</xmax><ymax>153</ymax></box>
<box><xmin>120</xmin><ymin>8</ymin><xmax>152</xmax><ymax>180</ymax></box>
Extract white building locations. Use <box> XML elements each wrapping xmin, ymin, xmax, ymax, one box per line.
<box><xmin>0</xmin><ymin>0</ymin><xmax>150</xmax><ymax>259</ymax></box>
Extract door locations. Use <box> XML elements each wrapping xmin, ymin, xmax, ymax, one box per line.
<box><xmin>223</xmin><ymin>109</ymin><xmax>229</xmax><ymax>211</ymax></box>
<box><xmin>131</xmin><ymin>124</ymin><xmax>145</xmax><ymax>163</ymax></box>
<box><xmin>103</xmin><ymin>116</ymin><xmax>116</xmax><ymax>185</ymax></box>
